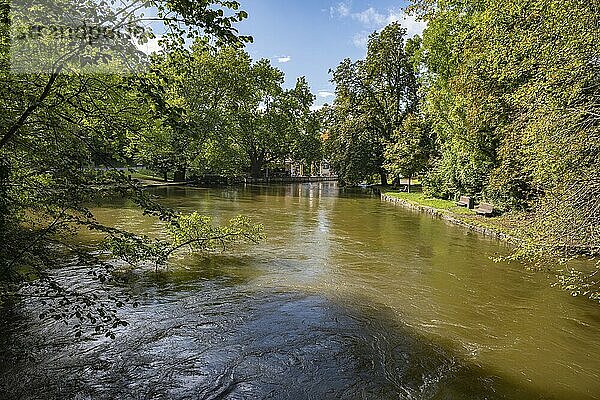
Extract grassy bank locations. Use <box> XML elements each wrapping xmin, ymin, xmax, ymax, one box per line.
<box><xmin>379</xmin><ymin>189</ymin><xmax>527</xmax><ymax>242</ymax></box>
<box><xmin>383</xmin><ymin>191</ymin><xmax>477</xmax><ymax>215</ymax></box>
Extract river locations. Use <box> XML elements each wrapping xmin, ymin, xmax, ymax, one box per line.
<box><xmin>1</xmin><ymin>182</ymin><xmax>599</xmax><ymax>399</ymax></box>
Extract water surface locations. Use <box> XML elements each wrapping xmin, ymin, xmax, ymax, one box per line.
<box><xmin>1</xmin><ymin>183</ymin><xmax>599</xmax><ymax>399</ymax></box>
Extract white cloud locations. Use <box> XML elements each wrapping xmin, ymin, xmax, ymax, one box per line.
<box><xmin>136</xmin><ymin>36</ymin><xmax>162</xmax><ymax>55</ymax></box>
<box><xmin>330</xmin><ymin>1</ymin><xmax>351</xmax><ymax>18</ymax></box>
<box><xmin>352</xmin><ymin>31</ymin><xmax>369</xmax><ymax>48</ymax></box>
<box><xmin>332</xmin><ymin>4</ymin><xmax>427</xmax><ymax>49</ymax></box>
<box><xmin>277</xmin><ymin>56</ymin><xmax>291</xmax><ymax>63</ymax></box>
<box><xmin>388</xmin><ymin>11</ymin><xmax>428</xmax><ymax>39</ymax></box>
<box><xmin>352</xmin><ymin>7</ymin><xmax>387</xmax><ymax>26</ymax></box>
<box><xmin>310</xmin><ymin>104</ymin><xmax>325</xmax><ymax>111</ymax></box>
<box><xmin>317</xmin><ymin>90</ymin><xmax>335</xmax><ymax>98</ymax></box>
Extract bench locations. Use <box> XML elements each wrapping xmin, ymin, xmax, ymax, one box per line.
<box><xmin>475</xmin><ymin>202</ymin><xmax>494</xmax><ymax>216</ymax></box>
<box><xmin>456</xmin><ymin>196</ymin><xmax>474</xmax><ymax>209</ymax></box>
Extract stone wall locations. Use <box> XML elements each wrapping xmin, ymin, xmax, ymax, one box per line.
<box><xmin>380</xmin><ymin>193</ymin><xmax>517</xmax><ymax>243</ymax></box>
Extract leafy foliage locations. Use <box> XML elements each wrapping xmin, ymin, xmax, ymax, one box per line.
<box><xmin>105</xmin><ymin>212</ymin><xmax>264</xmax><ymax>269</ymax></box>
<box><xmin>411</xmin><ymin>0</ymin><xmax>600</xmax><ymax>299</ymax></box>
<box><xmin>135</xmin><ymin>44</ymin><xmax>323</xmax><ymax>179</ymax></box>
<box><xmin>326</xmin><ymin>23</ymin><xmax>419</xmax><ymax>185</ymax></box>
<box><xmin>384</xmin><ymin>113</ymin><xmax>435</xmax><ymax>190</ymax></box>
<box><xmin>0</xmin><ymin>0</ymin><xmax>261</xmax><ymax>336</ymax></box>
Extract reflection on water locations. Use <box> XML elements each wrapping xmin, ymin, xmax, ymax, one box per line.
<box><xmin>1</xmin><ymin>182</ymin><xmax>599</xmax><ymax>399</ymax></box>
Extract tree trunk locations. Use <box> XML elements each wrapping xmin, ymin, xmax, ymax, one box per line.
<box><xmin>250</xmin><ymin>159</ymin><xmax>262</xmax><ymax>178</ymax></box>
<box><xmin>407</xmin><ymin>175</ymin><xmax>411</xmax><ymax>193</ymax></box>
<box><xmin>174</xmin><ymin>167</ymin><xmax>186</xmax><ymax>182</ymax></box>
<box><xmin>380</xmin><ymin>171</ymin><xmax>388</xmax><ymax>186</ymax></box>
<box><xmin>163</xmin><ymin>171</ymin><xmax>168</xmax><ymax>182</ymax></box>
<box><xmin>0</xmin><ymin>157</ymin><xmax>9</xmax><ymax>224</ymax></box>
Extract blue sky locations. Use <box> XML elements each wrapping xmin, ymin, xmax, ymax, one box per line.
<box><xmin>236</xmin><ymin>1</ymin><xmax>426</xmax><ymax>109</ymax></box>
<box><xmin>136</xmin><ymin>1</ymin><xmax>426</xmax><ymax>109</ymax></box>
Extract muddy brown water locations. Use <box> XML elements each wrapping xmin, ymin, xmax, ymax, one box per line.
<box><xmin>1</xmin><ymin>182</ymin><xmax>599</xmax><ymax>399</ymax></box>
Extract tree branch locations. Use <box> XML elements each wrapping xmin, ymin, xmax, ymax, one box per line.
<box><xmin>0</xmin><ymin>72</ymin><xmax>59</xmax><ymax>150</ymax></box>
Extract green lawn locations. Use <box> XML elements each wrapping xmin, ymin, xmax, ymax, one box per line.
<box><xmin>382</xmin><ymin>191</ymin><xmax>477</xmax><ymax>215</ymax></box>
<box><xmin>129</xmin><ymin>169</ymin><xmax>166</xmax><ymax>182</ymax></box>
<box><xmin>380</xmin><ymin>189</ymin><xmax>525</xmax><ymax>239</ymax></box>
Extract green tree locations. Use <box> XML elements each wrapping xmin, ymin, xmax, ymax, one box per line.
<box><xmin>324</xmin><ymin>111</ymin><xmax>382</xmax><ymax>185</ymax></box>
<box><xmin>412</xmin><ymin>0</ymin><xmax>505</xmax><ymax>199</ymax></box>
<box><xmin>328</xmin><ymin>22</ymin><xmax>419</xmax><ymax>185</ymax></box>
<box><xmin>225</xmin><ymin>57</ymin><xmax>320</xmax><ymax>178</ymax></box>
<box><xmin>411</xmin><ymin>0</ymin><xmax>600</xmax><ymax>299</ymax></box>
<box><xmin>132</xmin><ymin>44</ymin><xmax>242</xmax><ymax>181</ymax></box>
<box><xmin>277</xmin><ymin>77</ymin><xmax>323</xmax><ymax>174</ymax></box>
<box><xmin>134</xmin><ymin>44</ymin><xmax>322</xmax><ymax>180</ymax></box>
<box><xmin>0</xmin><ymin>0</ymin><xmax>261</xmax><ymax>335</ymax></box>
<box><xmin>384</xmin><ymin>113</ymin><xmax>434</xmax><ymax>192</ymax></box>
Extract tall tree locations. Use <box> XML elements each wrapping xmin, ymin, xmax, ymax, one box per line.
<box><xmin>328</xmin><ymin>22</ymin><xmax>418</xmax><ymax>185</ymax></box>
<box><xmin>133</xmin><ymin>45</ymin><xmax>322</xmax><ymax>180</ymax></box>
<box><xmin>225</xmin><ymin>57</ymin><xmax>320</xmax><ymax>178</ymax></box>
<box><xmin>384</xmin><ymin>113</ymin><xmax>435</xmax><ymax>192</ymax></box>
<box><xmin>412</xmin><ymin>0</ymin><xmax>600</xmax><ymax>299</ymax></box>
<box><xmin>132</xmin><ymin>43</ymin><xmax>247</xmax><ymax>181</ymax></box>
<box><xmin>0</xmin><ymin>0</ymin><xmax>261</xmax><ymax>336</ymax></box>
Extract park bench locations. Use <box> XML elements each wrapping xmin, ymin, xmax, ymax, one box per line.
<box><xmin>475</xmin><ymin>202</ymin><xmax>494</xmax><ymax>216</ymax></box>
<box><xmin>456</xmin><ymin>195</ymin><xmax>474</xmax><ymax>209</ymax></box>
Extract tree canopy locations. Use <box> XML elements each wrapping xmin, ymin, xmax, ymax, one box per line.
<box><xmin>326</xmin><ymin>23</ymin><xmax>419</xmax><ymax>185</ymax></box>
<box><xmin>0</xmin><ymin>0</ymin><xmax>263</xmax><ymax>337</ymax></box>
<box><xmin>324</xmin><ymin>0</ymin><xmax>599</xmax><ymax>299</ymax></box>
<box><xmin>135</xmin><ymin>44</ymin><xmax>322</xmax><ymax>180</ymax></box>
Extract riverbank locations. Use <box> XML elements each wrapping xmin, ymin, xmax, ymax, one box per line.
<box><xmin>134</xmin><ymin>174</ymin><xmax>337</xmax><ymax>187</ymax></box>
<box><xmin>242</xmin><ymin>176</ymin><xmax>337</xmax><ymax>184</ymax></box>
<box><xmin>378</xmin><ymin>189</ymin><xmax>525</xmax><ymax>243</ymax></box>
